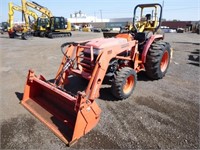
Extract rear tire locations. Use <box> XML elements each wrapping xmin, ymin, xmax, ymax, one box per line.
<box><xmin>111</xmin><ymin>67</ymin><xmax>137</xmax><ymax>100</ymax></box>
<box><xmin>145</xmin><ymin>40</ymin><xmax>171</xmax><ymax>79</ymax></box>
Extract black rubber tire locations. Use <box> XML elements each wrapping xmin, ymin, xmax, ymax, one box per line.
<box><xmin>48</xmin><ymin>33</ymin><xmax>53</xmax><ymax>38</ymax></box>
<box><xmin>145</xmin><ymin>40</ymin><xmax>171</xmax><ymax>79</ymax></box>
<box><xmin>33</xmin><ymin>31</ymin><xmax>39</xmax><ymax>36</ymax></box>
<box><xmin>68</xmin><ymin>32</ymin><xmax>72</xmax><ymax>37</ymax></box>
<box><xmin>21</xmin><ymin>33</ymin><xmax>28</xmax><ymax>40</ymax></box>
<box><xmin>40</xmin><ymin>31</ymin><xmax>45</xmax><ymax>37</ymax></box>
<box><xmin>111</xmin><ymin>67</ymin><xmax>137</xmax><ymax>100</ymax></box>
<box><xmin>197</xmin><ymin>29</ymin><xmax>200</xmax><ymax>34</ymax></box>
<box><xmin>22</xmin><ymin>31</ymin><xmax>33</xmax><ymax>40</ymax></box>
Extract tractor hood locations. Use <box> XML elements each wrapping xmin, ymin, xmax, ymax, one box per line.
<box><xmin>85</xmin><ymin>38</ymin><xmax>128</xmax><ymax>49</ymax></box>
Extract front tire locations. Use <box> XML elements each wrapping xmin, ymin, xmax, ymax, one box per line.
<box><xmin>145</xmin><ymin>40</ymin><xmax>171</xmax><ymax>79</ymax></box>
<box><xmin>111</xmin><ymin>67</ymin><xmax>137</xmax><ymax>100</ymax></box>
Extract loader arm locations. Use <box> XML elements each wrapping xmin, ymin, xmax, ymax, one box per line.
<box><xmin>55</xmin><ymin>39</ymin><xmax>138</xmax><ymax>101</ymax></box>
<box><xmin>85</xmin><ymin>41</ymin><xmax>138</xmax><ymax>100</ymax></box>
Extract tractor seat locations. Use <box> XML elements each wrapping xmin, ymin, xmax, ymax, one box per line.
<box><xmin>134</xmin><ymin>32</ymin><xmax>153</xmax><ymax>44</ymax></box>
<box><xmin>134</xmin><ymin>32</ymin><xmax>146</xmax><ymax>43</ymax></box>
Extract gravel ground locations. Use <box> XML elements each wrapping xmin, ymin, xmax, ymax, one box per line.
<box><xmin>0</xmin><ymin>32</ymin><xmax>199</xmax><ymax>149</ymax></box>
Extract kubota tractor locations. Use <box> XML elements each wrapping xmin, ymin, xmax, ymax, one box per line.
<box><xmin>21</xmin><ymin>3</ymin><xmax>171</xmax><ymax>146</ymax></box>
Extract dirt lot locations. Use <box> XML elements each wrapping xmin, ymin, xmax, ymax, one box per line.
<box><xmin>0</xmin><ymin>32</ymin><xmax>199</xmax><ymax>149</ymax></box>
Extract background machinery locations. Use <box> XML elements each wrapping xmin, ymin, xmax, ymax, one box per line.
<box><xmin>21</xmin><ymin>3</ymin><xmax>171</xmax><ymax>145</ymax></box>
<box><xmin>192</xmin><ymin>21</ymin><xmax>200</xmax><ymax>34</ymax></box>
<box><xmin>23</xmin><ymin>0</ymin><xmax>72</xmax><ymax>38</ymax></box>
<box><xmin>8</xmin><ymin>2</ymin><xmax>37</xmax><ymax>39</ymax></box>
<box><xmin>132</xmin><ymin>3</ymin><xmax>162</xmax><ymax>33</ymax></box>
<box><xmin>0</xmin><ymin>22</ymin><xmax>9</xmax><ymax>34</ymax></box>
<box><xmin>104</xmin><ymin>3</ymin><xmax>163</xmax><ymax>38</ymax></box>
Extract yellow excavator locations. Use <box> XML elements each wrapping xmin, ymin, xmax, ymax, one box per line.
<box><xmin>23</xmin><ymin>0</ymin><xmax>72</xmax><ymax>38</ymax></box>
<box><xmin>8</xmin><ymin>2</ymin><xmax>37</xmax><ymax>39</ymax></box>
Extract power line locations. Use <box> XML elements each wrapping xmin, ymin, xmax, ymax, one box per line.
<box><xmin>165</xmin><ymin>7</ymin><xmax>198</xmax><ymax>11</ymax></box>
<box><xmin>93</xmin><ymin>6</ymin><xmax>199</xmax><ymax>14</ymax></box>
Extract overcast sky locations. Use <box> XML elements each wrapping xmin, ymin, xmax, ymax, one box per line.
<box><xmin>0</xmin><ymin>0</ymin><xmax>199</xmax><ymax>22</ymax></box>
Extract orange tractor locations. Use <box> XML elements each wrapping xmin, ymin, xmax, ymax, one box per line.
<box><xmin>21</xmin><ymin>3</ymin><xmax>171</xmax><ymax>146</ymax></box>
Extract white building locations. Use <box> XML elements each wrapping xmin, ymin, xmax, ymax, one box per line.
<box><xmin>68</xmin><ymin>11</ymin><xmax>109</xmax><ymax>23</ymax></box>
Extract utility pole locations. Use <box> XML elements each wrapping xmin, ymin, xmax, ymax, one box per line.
<box><xmin>162</xmin><ymin>0</ymin><xmax>165</xmax><ymax>20</ymax></box>
<box><xmin>162</xmin><ymin>0</ymin><xmax>164</xmax><ymax>8</ymax></box>
<box><xmin>94</xmin><ymin>11</ymin><xmax>96</xmax><ymax>22</ymax></box>
<box><xmin>99</xmin><ymin>9</ymin><xmax>102</xmax><ymax>22</ymax></box>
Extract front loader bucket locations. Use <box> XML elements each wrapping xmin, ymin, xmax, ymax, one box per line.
<box><xmin>21</xmin><ymin>70</ymin><xmax>101</xmax><ymax>146</ymax></box>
